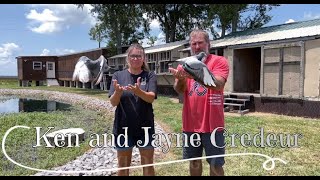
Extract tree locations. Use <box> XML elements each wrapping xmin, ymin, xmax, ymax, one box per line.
<box><xmin>147</xmin><ymin>36</ymin><xmax>158</xmax><ymax>47</ymax></box>
<box><xmin>142</xmin><ymin>4</ymin><xmax>207</xmax><ymax>43</ymax></box>
<box><xmin>77</xmin><ymin>4</ymin><xmax>149</xmax><ymax>54</ymax></box>
<box><xmin>89</xmin><ymin>23</ymin><xmax>104</xmax><ymax>48</ymax></box>
<box><xmin>206</xmin><ymin>4</ymin><xmax>241</xmax><ymax>38</ymax></box>
<box><xmin>206</xmin><ymin>4</ymin><xmax>279</xmax><ymax>38</ymax></box>
<box><xmin>237</xmin><ymin>4</ymin><xmax>280</xmax><ymax>31</ymax></box>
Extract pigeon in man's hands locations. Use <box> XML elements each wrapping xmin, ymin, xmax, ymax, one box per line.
<box><xmin>178</xmin><ymin>52</ymin><xmax>217</xmax><ymax>87</ymax></box>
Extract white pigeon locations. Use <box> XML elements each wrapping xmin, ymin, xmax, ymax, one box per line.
<box><xmin>179</xmin><ymin>52</ymin><xmax>217</xmax><ymax>87</ymax></box>
<box><xmin>72</xmin><ymin>55</ymin><xmax>109</xmax><ymax>85</ymax></box>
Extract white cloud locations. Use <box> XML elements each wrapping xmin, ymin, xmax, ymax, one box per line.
<box><xmin>143</xmin><ymin>13</ymin><xmax>161</xmax><ymax>30</ymax></box>
<box><xmin>140</xmin><ymin>32</ymin><xmax>166</xmax><ymax>48</ymax></box>
<box><xmin>26</xmin><ymin>9</ymin><xmax>62</xmax><ymax>22</ymax></box>
<box><xmin>304</xmin><ymin>12</ymin><xmax>320</xmax><ymax>20</ymax></box>
<box><xmin>32</xmin><ymin>22</ymin><xmax>60</xmax><ymax>34</ymax></box>
<box><xmin>25</xmin><ymin>4</ymin><xmax>96</xmax><ymax>34</ymax></box>
<box><xmin>40</xmin><ymin>49</ymin><xmax>50</xmax><ymax>56</ymax></box>
<box><xmin>0</xmin><ymin>43</ymin><xmax>19</xmax><ymax>59</ymax></box>
<box><xmin>55</xmin><ymin>48</ymin><xmax>75</xmax><ymax>55</ymax></box>
<box><xmin>38</xmin><ymin>48</ymin><xmax>76</xmax><ymax>56</ymax></box>
<box><xmin>150</xmin><ymin>19</ymin><xmax>160</xmax><ymax>29</ymax></box>
<box><xmin>285</xmin><ymin>19</ymin><xmax>295</xmax><ymax>24</ymax></box>
<box><xmin>154</xmin><ymin>32</ymin><xmax>166</xmax><ymax>46</ymax></box>
<box><xmin>0</xmin><ymin>43</ymin><xmax>20</xmax><ymax>76</ymax></box>
<box><xmin>139</xmin><ymin>14</ymin><xmax>163</xmax><ymax>48</ymax></box>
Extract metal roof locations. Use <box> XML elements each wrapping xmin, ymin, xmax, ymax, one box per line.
<box><xmin>57</xmin><ymin>47</ymin><xmax>109</xmax><ymax>57</ymax></box>
<box><xmin>179</xmin><ymin>47</ymin><xmax>191</xmax><ymax>52</ymax></box>
<box><xmin>145</xmin><ymin>40</ymin><xmax>189</xmax><ymax>53</ymax></box>
<box><xmin>108</xmin><ymin>40</ymin><xmax>189</xmax><ymax>59</ymax></box>
<box><xmin>210</xmin><ymin>18</ymin><xmax>320</xmax><ymax>48</ymax></box>
<box><xmin>108</xmin><ymin>53</ymin><xmax>127</xmax><ymax>59</ymax></box>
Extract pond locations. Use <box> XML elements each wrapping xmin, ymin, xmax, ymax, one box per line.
<box><xmin>0</xmin><ymin>96</ymin><xmax>73</xmax><ymax>114</ymax></box>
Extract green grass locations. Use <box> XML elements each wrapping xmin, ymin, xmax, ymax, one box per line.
<box><xmin>0</xmin><ymin>79</ymin><xmax>107</xmax><ymax>99</ymax></box>
<box><xmin>1</xmin><ymin>79</ymin><xmax>320</xmax><ymax>175</ymax></box>
<box><xmin>150</xmin><ymin>101</ymin><xmax>320</xmax><ymax>176</ymax></box>
<box><xmin>0</xmin><ymin>79</ymin><xmax>18</xmax><ymax>89</ymax></box>
<box><xmin>153</xmin><ymin>96</ymin><xmax>183</xmax><ymax>132</ymax></box>
<box><xmin>0</xmin><ymin>106</ymin><xmax>112</xmax><ymax>176</ymax></box>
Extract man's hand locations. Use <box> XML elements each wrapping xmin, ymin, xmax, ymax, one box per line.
<box><xmin>169</xmin><ymin>65</ymin><xmax>193</xmax><ymax>80</ymax></box>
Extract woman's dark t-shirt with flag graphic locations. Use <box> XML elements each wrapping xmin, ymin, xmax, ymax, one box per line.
<box><xmin>109</xmin><ymin>70</ymin><xmax>157</xmax><ymax>138</ymax></box>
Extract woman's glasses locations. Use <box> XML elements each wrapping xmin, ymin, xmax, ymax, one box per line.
<box><xmin>129</xmin><ymin>54</ymin><xmax>143</xmax><ymax>59</ymax></box>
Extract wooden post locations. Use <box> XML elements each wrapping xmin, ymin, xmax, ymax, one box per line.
<box><xmin>278</xmin><ymin>48</ymin><xmax>283</xmax><ymax>95</ymax></box>
<box><xmin>300</xmin><ymin>41</ymin><xmax>305</xmax><ymax>99</ymax></box>
<box><xmin>319</xmin><ymin>63</ymin><xmax>320</xmax><ymax>99</ymax></box>
<box><xmin>260</xmin><ymin>46</ymin><xmax>265</xmax><ymax>95</ymax></box>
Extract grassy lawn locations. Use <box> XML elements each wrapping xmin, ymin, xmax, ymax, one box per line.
<box><xmin>137</xmin><ymin>97</ymin><xmax>320</xmax><ymax>176</ymax></box>
<box><xmin>0</xmin><ymin>107</ymin><xmax>113</xmax><ymax>176</ymax></box>
<box><xmin>1</xmin><ymin>79</ymin><xmax>320</xmax><ymax>176</ymax></box>
<box><xmin>0</xmin><ymin>79</ymin><xmax>107</xmax><ymax>99</ymax></box>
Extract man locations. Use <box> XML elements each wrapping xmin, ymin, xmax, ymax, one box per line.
<box><xmin>169</xmin><ymin>29</ymin><xmax>229</xmax><ymax>176</ymax></box>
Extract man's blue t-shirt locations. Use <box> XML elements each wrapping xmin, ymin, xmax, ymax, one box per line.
<box><xmin>108</xmin><ymin>69</ymin><xmax>157</xmax><ymax>138</ymax></box>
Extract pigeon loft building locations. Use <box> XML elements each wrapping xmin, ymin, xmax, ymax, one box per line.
<box><xmin>189</xmin><ymin>18</ymin><xmax>320</xmax><ymax>118</ymax></box>
<box><xmin>16</xmin><ymin>18</ymin><xmax>320</xmax><ymax>118</ymax></box>
<box><xmin>17</xmin><ymin>47</ymin><xmax>113</xmax><ymax>90</ymax></box>
<box><xmin>107</xmin><ymin>40</ymin><xmax>189</xmax><ymax>95</ymax></box>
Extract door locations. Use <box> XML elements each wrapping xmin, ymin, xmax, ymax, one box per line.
<box><xmin>261</xmin><ymin>42</ymin><xmax>304</xmax><ymax>98</ymax></box>
<box><xmin>46</xmin><ymin>62</ymin><xmax>55</xmax><ymax>78</ymax></box>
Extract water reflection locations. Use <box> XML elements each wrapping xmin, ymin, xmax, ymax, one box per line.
<box><xmin>0</xmin><ymin>96</ymin><xmax>72</xmax><ymax>114</ymax></box>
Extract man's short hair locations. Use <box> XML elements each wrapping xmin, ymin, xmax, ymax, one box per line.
<box><xmin>189</xmin><ymin>29</ymin><xmax>210</xmax><ymax>44</ymax></box>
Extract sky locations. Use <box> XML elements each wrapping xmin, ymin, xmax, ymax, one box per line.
<box><xmin>1</xmin><ymin>4</ymin><xmax>320</xmax><ymax>76</ymax></box>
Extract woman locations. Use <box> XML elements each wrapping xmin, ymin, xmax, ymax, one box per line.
<box><xmin>109</xmin><ymin>43</ymin><xmax>157</xmax><ymax>176</ymax></box>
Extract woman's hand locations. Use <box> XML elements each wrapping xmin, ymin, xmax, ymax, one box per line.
<box><xmin>126</xmin><ymin>77</ymin><xmax>142</xmax><ymax>95</ymax></box>
<box><xmin>113</xmin><ymin>79</ymin><xmax>124</xmax><ymax>95</ymax></box>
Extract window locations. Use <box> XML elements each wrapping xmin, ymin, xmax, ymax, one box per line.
<box><xmin>33</xmin><ymin>61</ymin><xmax>42</xmax><ymax>70</ymax></box>
<box><xmin>148</xmin><ymin>62</ymin><xmax>156</xmax><ymax>73</ymax></box>
<box><xmin>108</xmin><ymin>59</ymin><xmax>116</xmax><ymax>66</ymax></box>
<box><xmin>47</xmin><ymin>63</ymin><xmax>53</xmax><ymax>70</ymax></box>
<box><xmin>118</xmin><ymin>65</ymin><xmax>124</xmax><ymax>71</ymax></box>
<box><xmin>119</xmin><ymin>58</ymin><xmax>126</xmax><ymax>65</ymax></box>
<box><xmin>160</xmin><ymin>61</ymin><xmax>169</xmax><ymax>73</ymax></box>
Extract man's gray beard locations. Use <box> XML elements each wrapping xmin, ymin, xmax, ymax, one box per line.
<box><xmin>190</xmin><ymin>47</ymin><xmax>209</xmax><ymax>56</ymax></box>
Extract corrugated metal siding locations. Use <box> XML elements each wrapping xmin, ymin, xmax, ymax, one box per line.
<box><xmin>211</xmin><ymin>25</ymin><xmax>320</xmax><ymax>48</ymax></box>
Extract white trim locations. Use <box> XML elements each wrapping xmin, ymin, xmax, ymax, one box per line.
<box><xmin>33</xmin><ymin>61</ymin><xmax>42</xmax><ymax>70</ymax></box>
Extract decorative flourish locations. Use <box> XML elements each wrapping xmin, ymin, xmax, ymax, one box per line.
<box><xmin>2</xmin><ymin>126</ymin><xmax>288</xmax><ymax>174</ymax></box>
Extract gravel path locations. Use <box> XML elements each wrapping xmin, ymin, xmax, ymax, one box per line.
<box><xmin>0</xmin><ymin>89</ymin><xmax>168</xmax><ymax>176</ymax></box>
